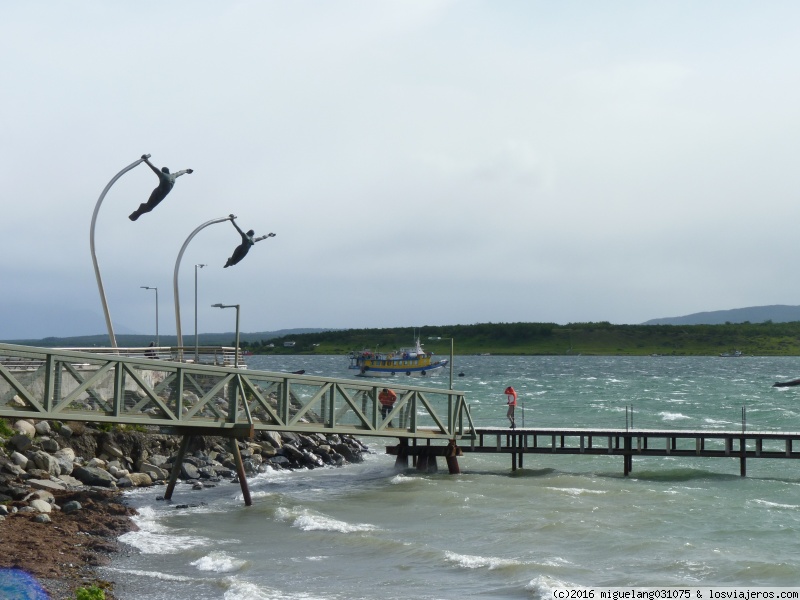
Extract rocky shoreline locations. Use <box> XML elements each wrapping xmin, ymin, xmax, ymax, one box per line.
<box><xmin>0</xmin><ymin>419</ymin><xmax>369</xmax><ymax>599</ymax></box>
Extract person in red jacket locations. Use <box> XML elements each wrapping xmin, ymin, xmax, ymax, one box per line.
<box><xmin>379</xmin><ymin>388</ymin><xmax>397</xmax><ymax>425</ymax></box>
<box><xmin>505</xmin><ymin>386</ymin><xmax>517</xmax><ymax>429</ymax></box>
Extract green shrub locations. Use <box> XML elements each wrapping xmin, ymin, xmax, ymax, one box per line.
<box><xmin>75</xmin><ymin>585</ymin><xmax>105</xmax><ymax>600</ymax></box>
<box><xmin>0</xmin><ymin>419</ymin><xmax>13</xmax><ymax>437</ymax></box>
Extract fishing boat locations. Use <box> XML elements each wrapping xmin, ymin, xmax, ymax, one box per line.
<box><xmin>348</xmin><ymin>337</ymin><xmax>448</xmax><ymax>378</ymax></box>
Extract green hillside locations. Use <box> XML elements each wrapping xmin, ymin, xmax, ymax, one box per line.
<box><xmin>8</xmin><ymin>321</ymin><xmax>800</xmax><ymax>356</ymax></box>
<box><xmin>247</xmin><ymin>321</ymin><xmax>800</xmax><ymax>356</ymax></box>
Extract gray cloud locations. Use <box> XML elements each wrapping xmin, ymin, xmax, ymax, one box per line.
<box><xmin>3</xmin><ymin>1</ymin><xmax>800</xmax><ymax>339</ymax></box>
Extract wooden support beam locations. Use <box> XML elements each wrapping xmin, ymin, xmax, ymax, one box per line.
<box><xmin>164</xmin><ymin>434</ymin><xmax>192</xmax><ymax>501</ymax></box>
<box><xmin>230</xmin><ymin>438</ymin><xmax>252</xmax><ymax>506</ymax></box>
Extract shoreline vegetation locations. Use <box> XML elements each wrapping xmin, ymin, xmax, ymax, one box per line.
<box><xmin>0</xmin><ymin>419</ymin><xmax>368</xmax><ymax>599</ymax></box>
<box><xmin>10</xmin><ymin>321</ymin><xmax>800</xmax><ymax>357</ymax></box>
<box><xmin>211</xmin><ymin>321</ymin><xmax>800</xmax><ymax>357</ymax></box>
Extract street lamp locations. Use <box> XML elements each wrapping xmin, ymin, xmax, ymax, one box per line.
<box><xmin>212</xmin><ymin>303</ymin><xmax>240</xmax><ymax>368</ymax></box>
<box><xmin>194</xmin><ymin>264</ymin><xmax>206</xmax><ymax>363</ymax></box>
<box><xmin>172</xmin><ymin>215</ymin><xmax>235</xmax><ymax>358</ymax></box>
<box><xmin>141</xmin><ymin>286</ymin><xmax>159</xmax><ymax>347</ymax></box>
<box><xmin>428</xmin><ymin>336</ymin><xmax>454</xmax><ymax>390</ymax></box>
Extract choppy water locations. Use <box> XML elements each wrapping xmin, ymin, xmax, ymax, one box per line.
<box><xmin>107</xmin><ymin>356</ymin><xmax>800</xmax><ymax>598</ymax></box>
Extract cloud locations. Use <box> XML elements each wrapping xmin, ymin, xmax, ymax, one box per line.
<box><xmin>3</xmin><ymin>1</ymin><xmax>800</xmax><ymax>338</ymax></box>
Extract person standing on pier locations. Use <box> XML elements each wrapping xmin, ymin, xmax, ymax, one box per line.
<box><xmin>379</xmin><ymin>388</ymin><xmax>397</xmax><ymax>426</ymax></box>
<box><xmin>505</xmin><ymin>386</ymin><xmax>517</xmax><ymax>429</ymax></box>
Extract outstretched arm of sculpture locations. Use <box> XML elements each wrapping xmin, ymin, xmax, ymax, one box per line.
<box><xmin>254</xmin><ymin>233</ymin><xmax>276</xmax><ymax>243</ymax></box>
<box><xmin>141</xmin><ymin>155</ymin><xmax>161</xmax><ymax>176</ymax></box>
<box><xmin>173</xmin><ymin>168</ymin><xmax>194</xmax><ymax>177</ymax></box>
<box><xmin>229</xmin><ymin>217</ymin><xmax>246</xmax><ymax>237</ymax></box>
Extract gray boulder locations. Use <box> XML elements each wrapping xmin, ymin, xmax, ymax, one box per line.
<box><xmin>180</xmin><ymin>462</ymin><xmax>200</xmax><ymax>479</ymax></box>
<box><xmin>61</xmin><ymin>501</ymin><xmax>82</xmax><ymax>514</ymax></box>
<box><xmin>72</xmin><ymin>465</ymin><xmax>116</xmax><ymax>488</ymax></box>
<box><xmin>140</xmin><ymin>462</ymin><xmax>169</xmax><ymax>480</ymax></box>
<box><xmin>34</xmin><ymin>421</ymin><xmax>51</xmax><ymax>436</ymax></box>
<box><xmin>127</xmin><ymin>472</ymin><xmax>153</xmax><ymax>487</ymax></box>
<box><xmin>28</xmin><ymin>479</ymin><xmax>66</xmax><ymax>493</ymax></box>
<box><xmin>39</xmin><ymin>437</ymin><xmax>59</xmax><ymax>453</ymax></box>
<box><xmin>10</xmin><ymin>451</ymin><xmax>28</xmax><ymax>469</ymax></box>
<box><xmin>31</xmin><ymin>451</ymin><xmax>60</xmax><ymax>477</ymax></box>
<box><xmin>13</xmin><ymin>420</ymin><xmax>36</xmax><ymax>438</ymax></box>
<box><xmin>268</xmin><ymin>456</ymin><xmax>291</xmax><ymax>469</ymax></box>
<box><xmin>29</xmin><ymin>499</ymin><xmax>52</xmax><ymax>513</ymax></box>
<box><xmin>10</xmin><ymin>434</ymin><xmax>32</xmax><ymax>452</ymax></box>
<box><xmin>262</xmin><ymin>431</ymin><xmax>283</xmax><ymax>448</ymax></box>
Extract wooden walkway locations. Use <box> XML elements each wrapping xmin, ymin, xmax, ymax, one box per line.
<box><xmin>388</xmin><ymin>427</ymin><xmax>800</xmax><ymax>476</ymax></box>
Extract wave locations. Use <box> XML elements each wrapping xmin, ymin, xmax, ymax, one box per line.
<box><xmin>119</xmin><ymin>529</ymin><xmax>213</xmax><ymax>555</ymax></box>
<box><xmin>223</xmin><ymin>579</ymin><xmax>333</xmax><ymax>600</ymax></box>
<box><xmin>545</xmin><ymin>487</ymin><xmax>607</xmax><ymax>496</ymax></box>
<box><xmin>191</xmin><ymin>551</ymin><xmax>247</xmax><ymax>573</ymax></box>
<box><xmin>658</xmin><ymin>411</ymin><xmax>690</xmax><ymax>421</ymax></box>
<box><xmin>275</xmin><ymin>506</ymin><xmax>377</xmax><ymax>533</ymax></box>
<box><xmin>444</xmin><ymin>550</ymin><xmax>525</xmax><ymax>571</ymax></box>
<box><xmin>750</xmin><ymin>499</ymin><xmax>800</xmax><ymax>510</ymax></box>
<box><xmin>104</xmin><ymin>567</ymin><xmax>195</xmax><ymax>582</ymax></box>
<box><xmin>527</xmin><ymin>575</ymin><xmax>587</xmax><ymax>600</ymax></box>
<box><xmin>628</xmin><ymin>467</ymin><xmax>740</xmax><ymax>482</ymax></box>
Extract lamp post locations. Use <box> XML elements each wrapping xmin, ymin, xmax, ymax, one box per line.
<box><xmin>141</xmin><ymin>286</ymin><xmax>159</xmax><ymax>347</ymax></box>
<box><xmin>90</xmin><ymin>154</ymin><xmax>151</xmax><ymax>347</ymax></box>
<box><xmin>194</xmin><ymin>264</ymin><xmax>206</xmax><ymax>363</ymax></box>
<box><xmin>212</xmin><ymin>303</ymin><xmax>240</xmax><ymax>368</ymax></box>
<box><xmin>173</xmin><ymin>215</ymin><xmax>235</xmax><ymax>359</ymax></box>
<box><xmin>428</xmin><ymin>336</ymin><xmax>454</xmax><ymax>390</ymax></box>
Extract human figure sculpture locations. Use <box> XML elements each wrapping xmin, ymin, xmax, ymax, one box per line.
<box><xmin>129</xmin><ymin>155</ymin><xmax>193</xmax><ymax>221</ymax></box>
<box><xmin>224</xmin><ymin>215</ymin><xmax>275</xmax><ymax>268</ymax></box>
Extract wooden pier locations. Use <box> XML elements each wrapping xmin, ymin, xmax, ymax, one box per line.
<box><xmin>387</xmin><ymin>427</ymin><xmax>800</xmax><ymax>476</ymax></box>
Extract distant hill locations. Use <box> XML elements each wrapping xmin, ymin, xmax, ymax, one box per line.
<box><xmin>642</xmin><ymin>305</ymin><xmax>800</xmax><ymax>326</ymax></box>
<box><xmin>2</xmin><ymin>328</ymin><xmax>332</xmax><ymax>348</ymax></box>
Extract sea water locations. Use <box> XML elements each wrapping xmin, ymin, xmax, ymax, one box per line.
<box><xmin>106</xmin><ymin>355</ymin><xmax>800</xmax><ymax>599</ymax></box>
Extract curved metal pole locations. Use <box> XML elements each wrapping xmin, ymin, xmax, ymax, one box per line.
<box><xmin>194</xmin><ymin>263</ymin><xmax>206</xmax><ymax>363</ymax></box>
<box><xmin>173</xmin><ymin>216</ymin><xmax>234</xmax><ymax>357</ymax></box>
<box><xmin>90</xmin><ymin>155</ymin><xmax>150</xmax><ymax>348</ymax></box>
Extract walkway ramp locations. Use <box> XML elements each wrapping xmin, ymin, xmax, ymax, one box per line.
<box><xmin>0</xmin><ymin>343</ymin><xmax>473</xmax><ymax>441</ymax></box>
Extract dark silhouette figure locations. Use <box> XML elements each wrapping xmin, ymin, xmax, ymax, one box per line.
<box><xmin>129</xmin><ymin>155</ymin><xmax>193</xmax><ymax>221</ymax></box>
<box><xmin>224</xmin><ymin>216</ymin><xmax>274</xmax><ymax>268</ymax></box>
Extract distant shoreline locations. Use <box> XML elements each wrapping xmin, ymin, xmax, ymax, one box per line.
<box><xmin>7</xmin><ymin>320</ymin><xmax>800</xmax><ymax>357</ymax></box>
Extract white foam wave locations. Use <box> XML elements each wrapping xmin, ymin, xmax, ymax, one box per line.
<box><xmin>276</xmin><ymin>506</ymin><xmax>377</xmax><ymax>533</ymax></box>
<box><xmin>119</xmin><ymin>530</ymin><xmax>212</xmax><ymax>555</ymax></box>
<box><xmin>659</xmin><ymin>411</ymin><xmax>690</xmax><ymax>421</ymax></box>
<box><xmin>751</xmin><ymin>499</ymin><xmax>800</xmax><ymax>510</ymax></box>
<box><xmin>224</xmin><ymin>579</ymin><xmax>331</xmax><ymax>600</ymax></box>
<box><xmin>390</xmin><ymin>473</ymin><xmax>415</xmax><ymax>484</ymax></box>
<box><xmin>444</xmin><ymin>551</ymin><xmax>522</xmax><ymax>570</ymax></box>
<box><xmin>547</xmin><ymin>487</ymin><xmax>606</xmax><ymax>496</ymax></box>
<box><xmin>191</xmin><ymin>551</ymin><xmax>247</xmax><ymax>573</ymax></box>
<box><xmin>526</xmin><ymin>575</ymin><xmax>585</xmax><ymax>600</ymax></box>
<box><xmin>104</xmin><ymin>567</ymin><xmax>194</xmax><ymax>582</ymax></box>
<box><xmin>540</xmin><ymin>556</ymin><xmax>573</xmax><ymax>567</ymax></box>
<box><xmin>130</xmin><ymin>505</ymin><xmax>169</xmax><ymax>533</ymax></box>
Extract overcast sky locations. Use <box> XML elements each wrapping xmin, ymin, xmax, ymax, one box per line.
<box><xmin>3</xmin><ymin>1</ymin><xmax>800</xmax><ymax>340</ymax></box>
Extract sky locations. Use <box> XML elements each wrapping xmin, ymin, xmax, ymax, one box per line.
<box><xmin>3</xmin><ymin>1</ymin><xmax>800</xmax><ymax>340</ymax></box>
